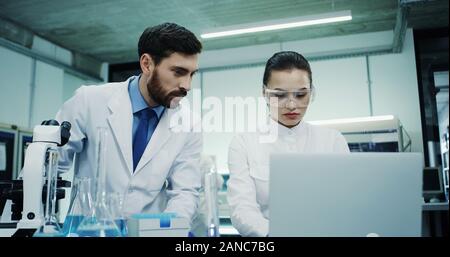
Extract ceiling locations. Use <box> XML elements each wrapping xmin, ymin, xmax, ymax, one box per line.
<box><xmin>0</xmin><ymin>0</ymin><xmax>448</xmax><ymax>64</ymax></box>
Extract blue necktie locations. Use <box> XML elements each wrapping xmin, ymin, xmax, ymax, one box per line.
<box><xmin>133</xmin><ymin>108</ymin><xmax>156</xmax><ymax>171</ymax></box>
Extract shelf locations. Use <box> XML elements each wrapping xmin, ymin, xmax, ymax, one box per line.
<box><xmin>422</xmin><ymin>202</ymin><xmax>449</xmax><ymax>211</ymax></box>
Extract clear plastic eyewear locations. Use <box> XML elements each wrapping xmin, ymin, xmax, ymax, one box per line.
<box><xmin>264</xmin><ymin>87</ymin><xmax>314</xmax><ymax>107</ymax></box>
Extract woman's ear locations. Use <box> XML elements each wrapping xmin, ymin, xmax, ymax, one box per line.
<box><xmin>140</xmin><ymin>54</ymin><xmax>155</xmax><ymax>75</ymax></box>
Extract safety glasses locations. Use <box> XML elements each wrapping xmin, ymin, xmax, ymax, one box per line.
<box><xmin>264</xmin><ymin>86</ymin><xmax>314</xmax><ymax>107</ymax></box>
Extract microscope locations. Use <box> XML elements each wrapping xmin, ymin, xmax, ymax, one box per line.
<box><xmin>0</xmin><ymin>120</ymin><xmax>72</xmax><ymax>237</ymax></box>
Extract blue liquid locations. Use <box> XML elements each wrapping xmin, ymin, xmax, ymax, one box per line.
<box><xmin>33</xmin><ymin>230</ymin><xmax>65</xmax><ymax>237</ymax></box>
<box><xmin>76</xmin><ymin>217</ymin><xmax>122</xmax><ymax>237</ymax></box>
<box><xmin>62</xmin><ymin>215</ymin><xmax>84</xmax><ymax>237</ymax></box>
<box><xmin>115</xmin><ymin>219</ymin><xmax>128</xmax><ymax>237</ymax></box>
<box><xmin>77</xmin><ymin>226</ymin><xmax>121</xmax><ymax>237</ymax></box>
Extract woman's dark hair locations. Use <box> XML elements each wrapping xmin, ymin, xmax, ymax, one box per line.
<box><xmin>263</xmin><ymin>51</ymin><xmax>312</xmax><ymax>87</ymax></box>
<box><xmin>138</xmin><ymin>22</ymin><xmax>202</xmax><ymax>65</ymax></box>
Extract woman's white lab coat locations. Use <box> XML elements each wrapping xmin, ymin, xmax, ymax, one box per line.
<box><xmin>227</xmin><ymin>120</ymin><xmax>350</xmax><ymax>236</ymax></box>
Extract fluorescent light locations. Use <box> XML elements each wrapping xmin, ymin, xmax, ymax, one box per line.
<box><xmin>201</xmin><ymin>10</ymin><xmax>352</xmax><ymax>39</ymax></box>
<box><xmin>309</xmin><ymin>115</ymin><xmax>396</xmax><ymax>126</ymax></box>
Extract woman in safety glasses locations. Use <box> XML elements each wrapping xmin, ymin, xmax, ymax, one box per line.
<box><xmin>227</xmin><ymin>51</ymin><xmax>350</xmax><ymax>237</ymax></box>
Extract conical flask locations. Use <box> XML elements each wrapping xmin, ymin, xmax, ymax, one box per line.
<box><xmin>62</xmin><ymin>177</ymin><xmax>93</xmax><ymax>237</ymax></box>
<box><xmin>75</xmin><ymin>127</ymin><xmax>121</xmax><ymax>237</ymax></box>
<box><xmin>34</xmin><ymin>149</ymin><xmax>64</xmax><ymax>237</ymax></box>
<box><xmin>106</xmin><ymin>192</ymin><xmax>128</xmax><ymax>236</ymax></box>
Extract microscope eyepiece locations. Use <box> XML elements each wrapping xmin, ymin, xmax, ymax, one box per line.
<box><xmin>59</xmin><ymin>121</ymin><xmax>71</xmax><ymax>146</ymax></box>
<box><xmin>41</xmin><ymin>120</ymin><xmax>60</xmax><ymax>126</ymax></box>
<box><xmin>61</xmin><ymin>121</ymin><xmax>71</xmax><ymax>130</ymax></box>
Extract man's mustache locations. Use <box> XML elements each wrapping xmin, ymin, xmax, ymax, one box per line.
<box><xmin>168</xmin><ymin>88</ymin><xmax>187</xmax><ymax>98</ymax></box>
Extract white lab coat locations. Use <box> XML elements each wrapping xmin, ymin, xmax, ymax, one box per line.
<box><xmin>227</xmin><ymin>119</ymin><xmax>350</xmax><ymax>236</ymax></box>
<box><xmin>55</xmin><ymin>77</ymin><xmax>202</xmax><ymax>222</ymax></box>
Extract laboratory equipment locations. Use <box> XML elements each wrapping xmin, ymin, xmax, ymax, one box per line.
<box><xmin>1</xmin><ymin>120</ymin><xmax>72</xmax><ymax>237</ymax></box>
<box><xmin>0</xmin><ymin>123</ymin><xmax>18</xmax><ymax>181</ymax></box>
<box><xmin>204</xmin><ymin>171</ymin><xmax>220</xmax><ymax>237</ymax></box>
<box><xmin>106</xmin><ymin>192</ymin><xmax>127</xmax><ymax>236</ymax></box>
<box><xmin>310</xmin><ymin>115</ymin><xmax>411</xmax><ymax>152</ymax></box>
<box><xmin>0</xmin><ymin>177</ymin><xmax>71</xmax><ymax>236</ymax></box>
<box><xmin>190</xmin><ymin>155</ymin><xmax>222</xmax><ymax>237</ymax></box>
<box><xmin>441</xmin><ymin>127</ymin><xmax>449</xmax><ymax>202</ymax></box>
<box><xmin>127</xmin><ymin>213</ymin><xmax>190</xmax><ymax>237</ymax></box>
<box><xmin>75</xmin><ymin>127</ymin><xmax>121</xmax><ymax>237</ymax></box>
<box><xmin>16</xmin><ymin>128</ymin><xmax>33</xmax><ymax>179</ymax></box>
<box><xmin>62</xmin><ymin>177</ymin><xmax>93</xmax><ymax>236</ymax></box>
<box><xmin>269</xmin><ymin>153</ymin><xmax>423</xmax><ymax>236</ymax></box>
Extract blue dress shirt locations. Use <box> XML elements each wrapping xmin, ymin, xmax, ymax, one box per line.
<box><xmin>128</xmin><ymin>75</ymin><xmax>165</xmax><ymax>146</ymax></box>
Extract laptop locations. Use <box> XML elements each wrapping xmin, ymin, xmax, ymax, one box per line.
<box><xmin>269</xmin><ymin>153</ymin><xmax>423</xmax><ymax>237</ymax></box>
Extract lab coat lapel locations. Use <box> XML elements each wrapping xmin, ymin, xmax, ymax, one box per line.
<box><xmin>107</xmin><ymin>81</ymin><xmax>133</xmax><ymax>174</ymax></box>
<box><xmin>133</xmin><ymin>107</ymin><xmax>177</xmax><ymax>174</ymax></box>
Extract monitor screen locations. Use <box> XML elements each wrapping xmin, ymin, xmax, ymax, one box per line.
<box><xmin>0</xmin><ymin>130</ymin><xmax>16</xmax><ymax>180</ymax></box>
<box><xmin>20</xmin><ymin>134</ymin><xmax>33</xmax><ymax>171</ymax></box>
<box><xmin>423</xmin><ymin>167</ymin><xmax>442</xmax><ymax>192</ymax></box>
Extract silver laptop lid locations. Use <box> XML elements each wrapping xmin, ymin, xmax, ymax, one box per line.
<box><xmin>269</xmin><ymin>153</ymin><xmax>423</xmax><ymax>237</ymax></box>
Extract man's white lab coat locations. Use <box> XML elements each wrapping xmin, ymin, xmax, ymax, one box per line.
<box><xmin>55</xmin><ymin>77</ymin><xmax>202</xmax><ymax>222</ymax></box>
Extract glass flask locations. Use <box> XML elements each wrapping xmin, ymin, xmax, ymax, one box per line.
<box><xmin>75</xmin><ymin>127</ymin><xmax>121</xmax><ymax>237</ymax></box>
<box><xmin>204</xmin><ymin>171</ymin><xmax>220</xmax><ymax>237</ymax></box>
<box><xmin>202</xmin><ymin>155</ymin><xmax>220</xmax><ymax>237</ymax></box>
<box><xmin>34</xmin><ymin>149</ymin><xmax>64</xmax><ymax>237</ymax></box>
<box><xmin>62</xmin><ymin>177</ymin><xmax>93</xmax><ymax>237</ymax></box>
<box><xmin>106</xmin><ymin>192</ymin><xmax>128</xmax><ymax>236</ymax></box>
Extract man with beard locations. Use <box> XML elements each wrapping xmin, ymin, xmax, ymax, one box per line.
<box><xmin>55</xmin><ymin>23</ymin><xmax>203</xmax><ymax>226</ymax></box>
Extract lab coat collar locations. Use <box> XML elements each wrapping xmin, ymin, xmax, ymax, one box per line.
<box><xmin>107</xmin><ymin>78</ymin><xmax>134</xmax><ymax>173</ymax></box>
<box><xmin>268</xmin><ymin>117</ymin><xmax>308</xmax><ymax>139</ymax></box>
<box><xmin>135</xmin><ymin>105</ymin><xmax>188</xmax><ymax>173</ymax></box>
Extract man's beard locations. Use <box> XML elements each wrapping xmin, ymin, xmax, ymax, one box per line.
<box><xmin>146</xmin><ymin>70</ymin><xmax>187</xmax><ymax>108</ymax></box>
